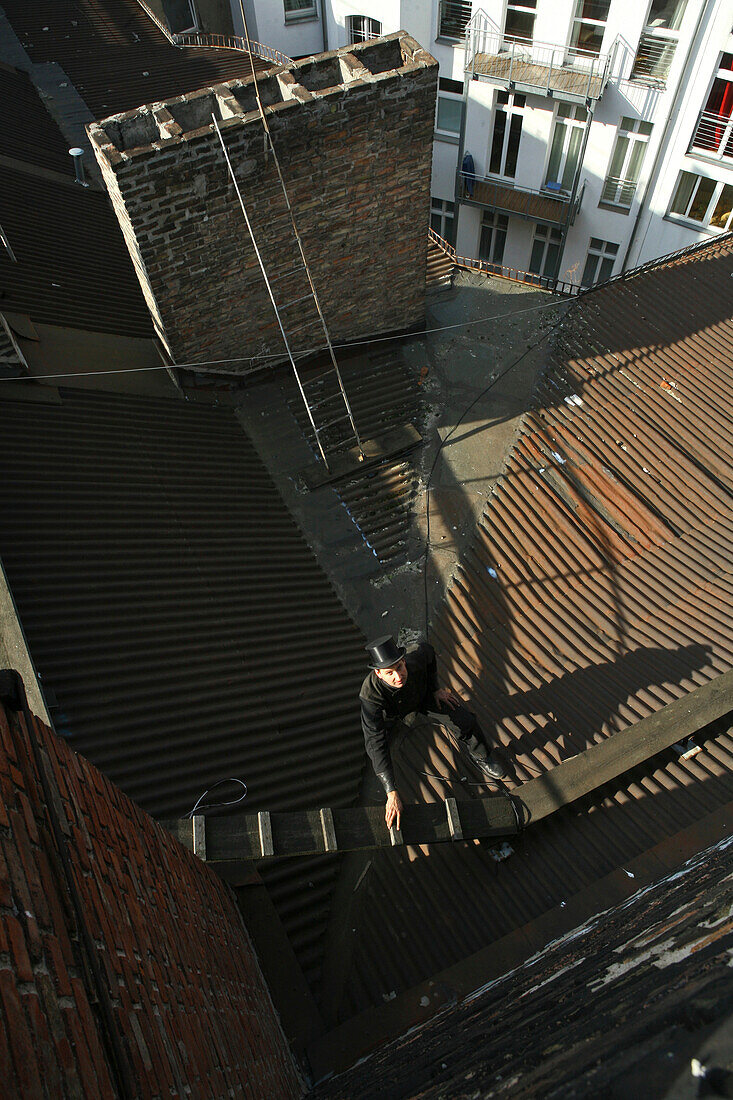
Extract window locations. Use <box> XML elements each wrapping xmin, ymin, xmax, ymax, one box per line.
<box><xmin>347</xmin><ymin>16</ymin><xmax>381</xmax><ymax>43</ymax></box>
<box><xmin>431</xmin><ymin>198</ymin><xmax>455</xmax><ymax>241</ymax></box>
<box><xmin>439</xmin><ymin>0</ymin><xmax>472</xmax><ymax>40</ymax></box>
<box><xmin>436</xmin><ymin>79</ymin><xmax>464</xmax><ymax>137</ymax></box>
<box><xmin>479</xmin><ymin>212</ymin><xmax>509</xmax><ymax>265</ymax></box>
<box><xmin>669</xmin><ymin>171</ymin><xmax>733</xmax><ymax>231</ymax></box>
<box><xmin>545</xmin><ymin>104</ymin><xmax>587</xmax><ymax>192</ymax></box>
<box><xmin>162</xmin><ymin>0</ymin><xmax>198</xmax><ymax>34</ymax></box>
<box><xmin>284</xmin><ymin>0</ymin><xmax>317</xmax><ymax>20</ymax></box>
<box><xmin>489</xmin><ymin>92</ymin><xmax>525</xmax><ymax>178</ymax></box>
<box><xmin>690</xmin><ymin>53</ymin><xmax>733</xmax><ymax>160</ymax></box>
<box><xmin>504</xmin><ymin>0</ymin><xmax>536</xmax><ymax>42</ymax></box>
<box><xmin>528</xmin><ymin>225</ymin><xmax>563</xmax><ymax>279</ymax></box>
<box><xmin>569</xmin><ymin>0</ymin><xmax>611</xmax><ymax>56</ymax></box>
<box><xmin>581</xmin><ymin>238</ymin><xmax>618</xmax><ymax>286</ymax></box>
<box><xmin>601</xmin><ymin>117</ymin><xmax>653</xmax><ymax>207</ymax></box>
<box><xmin>631</xmin><ymin>0</ymin><xmax>688</xmax><ymax>85</ymax></box>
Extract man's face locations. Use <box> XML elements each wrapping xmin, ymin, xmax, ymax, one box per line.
<box><xmin>375</xmin><ymin>658</ymin><xmax>407</xmax><ymax>689</ymax></box>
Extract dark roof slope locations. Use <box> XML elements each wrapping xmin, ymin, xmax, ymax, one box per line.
<box><xmin>0</xmin><ymin>63</ymin><xmax>72</xmax><ymax>176</ymax></box>
<box><xmin>0</xmin><ymin>388</ymin><xmax>366</xmax><ymax>990</ymax></box>
<box><xmin>0</xmin><ymin>163</ymin><xmax>152</xmax><ymax>335</ymax></box>
<box><xmin>314</xmin><ymin>831</ymin><xmax>733</xmax><ymax>1098</ymax></box>
<box><xmin>0</xmin><ymin>684</ymin><xmax>301</xmax><ymax>1098</ymax></box>
<box><xmin>2</xmin><ymin>0</ymin><xmax>272</xmax><ymax>118</ymax></box>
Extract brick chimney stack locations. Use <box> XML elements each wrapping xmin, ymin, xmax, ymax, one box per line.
<box><xmin>87</xmin><ymin>33</ymin><xmax>438</xmax><ymax>372</ymax></box>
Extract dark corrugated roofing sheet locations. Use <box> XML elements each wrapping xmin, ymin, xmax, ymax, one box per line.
<box><xmin>0</xmin><ymin>64</ymin><xmax>73</xmax><ymax>176</ymax></box>
<box><xmin>0</xmin><ymin>388</ymin><xmax>366</xmax><ymax>988</ymax></box>
<box><xmin>2</xmin><ymin>0</ymin><xmax>271</xmax><ymax>119</ymax></box>
<box><xmin>320</xmin><ymin>234</ymin><xmax>733</xmax><ymax>1020</ymax></box>
<box><xmin>0</xmin><ymin>163</ymin><xmax>152</xmax><ymax>335</ymax></box>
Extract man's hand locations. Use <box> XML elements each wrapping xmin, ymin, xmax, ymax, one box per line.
<box><xmin>385</xmin><ymin>790</ymin><xmax>403</xmax><ymax>831</ymax></box>
<box><xmin>434</xmin><ymin>687</ymin><xmax>461</xmax><ymax>709</ymax></box>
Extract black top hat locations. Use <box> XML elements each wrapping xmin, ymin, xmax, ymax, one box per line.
<box><xmin>366</xmin><ymin>635</ymin><xmax>406</xmax><ymax>670</ymax></box>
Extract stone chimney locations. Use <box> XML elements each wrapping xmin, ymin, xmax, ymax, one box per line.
<box><xmin>87</xmin><ymin>33</ymin><xmax>438</xmax><ymax>372</ymax></box>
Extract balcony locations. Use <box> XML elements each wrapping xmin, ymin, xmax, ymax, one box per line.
<box><xmin>465</xmin><ymin>18</ymin><xmax>610</xmax><ymax>103</ymax></box>
<box><xmin>458</xmin><ymin>171</ymin><xmax>583</xmax><ymax>226</ymax></box>
<box><xmin>689</xmin><ymin>110</ymin><xmax>733</xmax><ymax>163</ymax></box>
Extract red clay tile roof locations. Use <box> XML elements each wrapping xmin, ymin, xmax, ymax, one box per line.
<box><xmin>0</xmin><ymin>681</ymin><xmax>301</xmax><ymax>1098</ymax></box>
<box><xmin>2</xmin><ymin>0</ymin><xmax>272</xmax><ymax>119</ymax></box>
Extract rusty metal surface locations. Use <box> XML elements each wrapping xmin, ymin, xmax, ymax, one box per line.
<box><xmin>323</xmin><ymin>235</ymin><xmax>733</xmax><ymax>1021</ymax></box>
<box><xmin>0</xmin><ymin>388</ymin><xmax>367</xmax><ymax>989</ymax></box>
<box><xmin>1</xmin><ymin>0</ymin><xmax>271</xmax><ymax>119</ymax></box>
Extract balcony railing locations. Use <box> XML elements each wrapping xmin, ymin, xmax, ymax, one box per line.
<box><xmin>600</xmin><ymin>175</ymin><xmax>638</xmax><ymax>207</ymax></box>
<box><xmin>629</xmin><ymin>32</ymin><xmax>677</xmax><ymax>87</ymax></box>
<box><xmin>465</xmin><ymin>14</ymin><xmax>610</xmax><ymax>101</ymax></box>
<box><xmin>428</xmin><ymin>228</ymin><xmax>582</xmax><ymax>296</ymax></box>
<box><xmin>172</xmin><ymin>30</ymin><xmax>293</xmax><ymax>67</ymax></box>
<box><xmin>458</xmin><ymin>171</ymin><xmax>583</xmax><ymax>226</ymax></box>
<box><xmin>689</xmin><ymin>110</ymin><xmax>733</xmax><ymax>162</ymax></box>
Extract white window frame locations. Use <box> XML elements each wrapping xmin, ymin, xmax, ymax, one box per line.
<box><xmin>488</xmin><ymin>91</ymin><xmax>525</xmax><ymax>179</ymax></box>
<box><xmin>690</xmin><ymin>48</ymin><xmax>733</xmax><ymax>162</ymax></box>
<box><xmin>601</xmin><ymin>117</ymin><xmax>653</xmax><ymax>208</ymax></box>
<box><xmin>438</xmin><ymin>0</ymin><xmax>472</xmax><ymax>41</ymax></box>
<box><xmin>284</xmin><ymin>0</ymin><xmax>318</xmax><ymax>23</ymax></box>
<box><xmin>568</xmin><ymin>0</ymin><xmax>611</xmax><ymax>58</ymax></box>
<box><xmin>668</xmin><ymin>171</ymin><xmax>733</xmax><ymax>232</ymax></box>
<box><xmin>504</xmin><ymin>0</ymin><xmax>536</xmax><ymax>43</ymax></box>
<box><xmin>435</xmin><ymin>91</ymin><xmax>464</xmax><ymax>140</ymax></box>
<box><xmin>581</xmin><ymin>237</ymin><xmax>618</xmax><ymax>286</ymax></box>
<box><xmin>544</xmin><ymin>103</ymin><xmax>588</xmax><ymax>193</ymax></box>
<box><xmin>479</xmin><ymin>211</ymin><xmax>509</xmax><ymax>265</ymax></box>
<box><xmin>347</xmin><ymin>15</ymin><xmax>382</xmax><ymax>43</ymax></box>
<box><xmin>630</xmin><ymin>0</ymin><xmax>688</xmax><ymax>85</ymax></box>
<box><xmin>430</xmin><ymin>197</ymin><xmax>456</xmax><ymax>242</ymax></box>
<box><xmin>528</xmin><ymin>224</ymin><xmax>563</xmax><ymax>279</ymax></box>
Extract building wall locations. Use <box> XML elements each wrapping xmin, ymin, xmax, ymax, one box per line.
<box><xmin>89</xmin><ymin>33</ymin><xmax>437</xmax><ymax>372</ymax></box>
<box><xmin>0</xmin><ymin>681</ymin><xmax>302</xmax><ymax>1098</ymax></box>
<box><xmin>245</xmin><ymin>0</ymin><xmax>733</xmax><ymax>284</ymax></box>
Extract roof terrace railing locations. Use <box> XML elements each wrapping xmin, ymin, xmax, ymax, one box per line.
<box><xmin>428</xmin><ymin>228</ymin><xmax>582</xmax><ymax>297</ymax></box>
<box><xmin>465</xmin><ymin>11</ymin><xmax>610</xmax><ymax>101</ymax></box>
<box><xmin>689</xmin><ymin>110</ymin><xmax>733</xmax><ymax>162</ymax></box>
<box><xmin>134</xmin><ymin>1</ymin><xmax>293</xmax><ymax>66</ymax></box>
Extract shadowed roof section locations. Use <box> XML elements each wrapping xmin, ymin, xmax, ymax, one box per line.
<box><xmin>0</xmin><ymin>389</ymin><xmax>366</xmax><ymax>991</ymax></box>
<box><xmin>1</xmin><ymin>0</ymin><xmax>273</xmax><ymax>118</ymax></box>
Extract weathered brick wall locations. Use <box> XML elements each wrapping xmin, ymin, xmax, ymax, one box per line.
<box><xmin>0</xmin><ymin>683</ymin><xmax>302</xmax><ymax>1099</ymax></box>
<box><xmin>88</xmin><ymin>33</ymin><xmax>438</xmax><ymax>372</ymax></box>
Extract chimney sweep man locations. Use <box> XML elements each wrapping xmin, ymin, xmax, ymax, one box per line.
<box><xmin>360</xmin><ymin>635</ymin><xmax>506</xmax><ymax>829</ymax></box>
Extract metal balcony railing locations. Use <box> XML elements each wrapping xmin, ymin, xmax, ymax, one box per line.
<box><xmin>428</xmin><ymin>228</ymin><xmax>582</xmax><ymax>296</ymax></box>
<box><xmin>439</xmin><ymin>0</ymin><xmax>473</xmax><ymax>40</ymax></box>
<box><xmin>457</xmin><ymin>171</ymin><xmax>584</xmax><ymax>225</ymax></box>
<box><xmin>629</xmin><ymin>32</ymin><xmax>677</xmax><ymax>87</ymax></box>
<box><xmin>465</xmin><ymin>12</ymin><xmax>610</xmax><ymax>101</ymax></box>
<box><xmin>689</xmin><ymin>110</ymin><xmax>733</xmax><ymax>161</ymax></box>
<box><xmin>600</xmin><ymin>175</ymin><xmax>638</xmax><ymax>206</ymax></box>
<box><xmin>172</xmin><ymin>30</ymin><xmax>293</xmax><ymax>66</ymax></box>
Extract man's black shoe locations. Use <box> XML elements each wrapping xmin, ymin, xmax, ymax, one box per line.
<box><xmin>468</xmin><ymin>750</ymin><xmax>506</xmax><ymax>780</ymax></box>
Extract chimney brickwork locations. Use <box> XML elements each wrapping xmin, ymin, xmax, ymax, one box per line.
<box><xmin>88</xmin><ymin>33</ymin><xmax>438</xmax><ymax>372</ymax></box>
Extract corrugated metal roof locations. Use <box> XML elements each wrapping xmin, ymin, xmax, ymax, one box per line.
<box><xmin>0</xmin><ymin>63</ymin><xmax>73</xmax><ymax>176</ymax></box>
<box><xmin>0</xmin><ymin>163</ymin><xmax>153</xmax><ymax>336</ymax></box>
<box><xmin>0</xmin><ymin>388</ymin><xmax>366</xmax><ymax>989</ymax></box>
<box><xmin>1</xmin><ymin>0</ymin><xmax>272</xmax><ymax>119</ymax></box>
<box><xmin>320</xmin><ymin>234</ymin><xmax>733</xmax><ymax>1021</ymax></box>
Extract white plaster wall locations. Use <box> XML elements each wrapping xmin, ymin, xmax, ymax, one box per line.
<box><xmin>236</xmin><ymin>0</ymin><xmax>324</xmax><ymax>56</ymax></box>
<box><xmin>432</xmin><ymin>138</ymin><xmax>460</xmax><ymax>200</ymax></box>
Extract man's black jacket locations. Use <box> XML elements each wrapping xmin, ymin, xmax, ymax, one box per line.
<box><xmin>360</xmin><ymin>643</ymin><xmax>438</xmax><ymax>793</ymax></box>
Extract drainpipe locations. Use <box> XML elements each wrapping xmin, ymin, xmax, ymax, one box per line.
<box><xmin>621</xmin><ymin>0</ymin><xmax>713</xmax><ymax>271</ymax></box>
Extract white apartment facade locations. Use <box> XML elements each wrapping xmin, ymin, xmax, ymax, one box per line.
<box><xmin>234</xmin><ymin>0</ymin><xmax>733</xmax><ymax>287</ymax></box>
